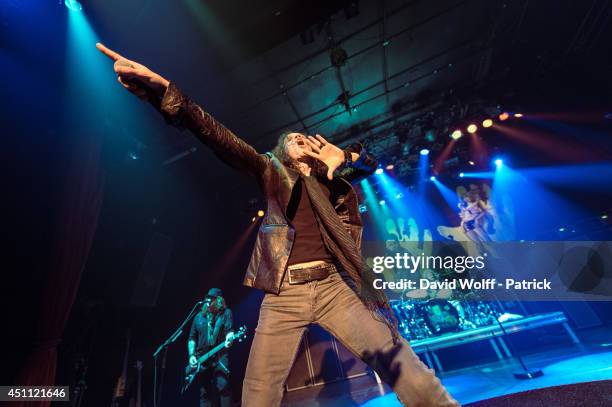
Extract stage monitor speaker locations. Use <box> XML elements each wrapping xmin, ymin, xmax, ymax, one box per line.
<box><xmin>334</xmin><ymin>335</ymin><xmax>370</xmax><ymax>378</ymax></box>
<box><xmin>130</xmin><ymin>232</ymin><xmax>173</xmax><ymax>307</ymax></box>
<box><xmin>286</xmin><ymin>325</ymin><xmax>370</xmax><ymax>391</ymax></box>
<box><xmin>286</xmin><ymin>334</ymin><xmax>312</xmax><ymax>390</ymax></box>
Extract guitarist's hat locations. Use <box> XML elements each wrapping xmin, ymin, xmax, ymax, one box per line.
<box><xmin>206</xmin><ymin>287</ymin><xmax>223</xmax><ymax>298</ymax></box>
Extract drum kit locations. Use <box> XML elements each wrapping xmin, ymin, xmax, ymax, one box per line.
<box><xmin>391</xmin><ymin>287</ymin><xmax>501</xmax><ymax>341</ymax></box>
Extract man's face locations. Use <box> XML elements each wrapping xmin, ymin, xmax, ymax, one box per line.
<box><xmin>284</xmin><ymin>133</ymin><xmax>311</xmax><ymax>160</ymax></box>
<box><xmin>204</xmin><ymin>296</ymin><xmax>224</xmax><ymax>312</ymax></box>
<box><xmin>215</xmin><ymin>296</ymin><xmax>224</xmax><ymax>309</ymax></box>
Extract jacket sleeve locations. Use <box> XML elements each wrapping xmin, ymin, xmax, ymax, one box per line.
<box><xmin>159</xmin><ymin>82</ymin><xmax>269</xmax><ymax>177</ymax></box>
<box><xmin>339</xmin><ymin>142</ymin><xmax>378</xmax><ymax>183</ymax></box>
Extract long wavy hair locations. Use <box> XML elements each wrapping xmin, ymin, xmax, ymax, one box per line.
<box><xmin>271</xmin><ymin>131</ymin><xmax>327</xmax><ymax>176</ymax></box>
<box><xmin>204</xmin><ymin>296</ymin><xmax>226</xmax><ymax>315</ymax></box>
<box><xmin>271</xmin><ymin>131</ymin><xmax>295</xmax><ymax>165</ymax></box>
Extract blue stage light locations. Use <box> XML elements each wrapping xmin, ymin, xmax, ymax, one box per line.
<box><xmin>65</xmin><ymin>0</ymin><xmax>83</xmax><ymax>11</ymax></box>
<box><xmin>375</xmin><ymin>168</ymin><xmax>384</xmax><ymax>175</ymax></box>
<box><xmin>395</xmin><ymin>192</ymin><xmax>404</xmax><ymax>199</ymax></box>
<box><xmin>420</xmin><ymin>148</ymin><xmax>430</xmax><ymax>156</ymax></box>
<box><xmin>494</xmin><ymin>158</ymin><xmax>503</xmax><ymax>168</ymax></box>
<box><xmin>358</xmin><ymin>204</ymin><xmax>368</xmax><ymax>213</ymax></box>
<box><xmin>379</xmin><ymin>200</ymin><xmax>386</xmax><ymax>206</ymax></box>
<box><xmin>429</xmin><ymin>176</ymin><xmax>436</xmax><ymax>181</ymax></box>
<box><xmin>459</xmin><ymin>172</ymin><xmax>465</xmax><ymax>178</ymax></box>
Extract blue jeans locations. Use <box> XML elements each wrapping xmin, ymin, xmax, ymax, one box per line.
<box><xmin>242</xmin><ymin>271</ymin><xmax>459</xmax><ymax>406</ymax></box>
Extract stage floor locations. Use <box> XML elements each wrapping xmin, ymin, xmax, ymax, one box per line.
<box><xmin>281</xmin><ymin>326</ymin><xmax>612</xmax><ymax>406</ymax></box>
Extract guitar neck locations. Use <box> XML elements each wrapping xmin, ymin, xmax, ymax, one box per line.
<box><xmin>196</xmin><ymin>327</ymin><xmax>245</xmax><ymax>365</ymax></box>
<box><xmin>198</xmin><ymin>342</ymin><xmax>226</xmax><ymax>364</ymax></box>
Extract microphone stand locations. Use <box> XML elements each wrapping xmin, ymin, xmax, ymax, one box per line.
<box><xmin>492</xmin><ymin>299</ymin><xmax>544</xmax><ymax>380</ymax></box>
<box><xmin>152</xmin><ymin>301</ymin><xmax>203</xmax><ymax>407</ymax></box>
<box><xmin>482</xmin><ymin>244</ymin><xmax>543</xmax><ymax>380</ymax></box>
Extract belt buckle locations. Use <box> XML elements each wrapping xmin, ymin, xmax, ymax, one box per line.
<box><xmin>288</xmin><ymin>269</ymin><xmax>298</xmax><ymax>285</ymax></box>
<box><xmin>287</xmin><ymin>268</ymin><xmax>307</xmax><ymax>285</ymax></box>
<box><xmin>287</xmin><ymin>262</ymin><xmax>335</xmax><ymax>285</ymax></box>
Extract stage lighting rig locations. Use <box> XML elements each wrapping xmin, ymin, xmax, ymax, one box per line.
<box><xmin>330</xmin><ymin>47</ymin><xmax>348</xmax><ymax>67</ymax></box>
<box><xmin>450</xmin><ymin>130</ymin><xmax>463</xmax><ymax>140</ymax></box>
<box><xmin>65</xmin><ymin>0</ymin><xmax>82</xmax><ymax>11</ymax></box>
<box><xmin>336</xmin><ymin>91</ymin><xmax>352</xmax><ymax>113</ymax></box>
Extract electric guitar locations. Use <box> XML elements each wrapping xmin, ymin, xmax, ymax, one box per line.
<box><xmin>181</xmin><ymin>325</ymin><xmax>247</xmax><ymax>394</ymax></box>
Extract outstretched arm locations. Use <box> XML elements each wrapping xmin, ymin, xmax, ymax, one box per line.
<box><xmin>96</xmin><ymin>43</ymin><xmax>268</xmax><ymax>177</ymax></box>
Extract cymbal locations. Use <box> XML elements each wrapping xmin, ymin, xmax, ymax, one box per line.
<box><xmin>404</xmin><ymin>289</ymin><xmax>428</xmax><ymax>299</ymax></box>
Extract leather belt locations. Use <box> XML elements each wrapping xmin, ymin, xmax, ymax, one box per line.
<box><xmin>286</xmin><ymin>260</ymin><xmax>338</xmax><ymax>285</ymax></box>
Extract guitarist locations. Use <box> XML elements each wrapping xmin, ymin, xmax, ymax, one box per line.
<box><xmin>187</xmin><ymin>288</ymin><xmax>233</xmax><ymax>407</ymax></box>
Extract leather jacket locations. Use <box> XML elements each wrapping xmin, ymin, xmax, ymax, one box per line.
<box><xmin>160</xmin><ymin>83</ymin><xmax>378</xmax><ymax>294</ymax></box>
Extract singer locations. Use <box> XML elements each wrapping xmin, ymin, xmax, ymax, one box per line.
<box><xmin>96</xmin><ymin>42</ymin><xmax>459</xmax><ymax>407</ymax></box>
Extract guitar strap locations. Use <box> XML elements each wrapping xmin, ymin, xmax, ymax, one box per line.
<box><xmin>207</xmin><ymin>313</ymin><xmax>223</xmax><ymax>346</ymax></box>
